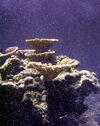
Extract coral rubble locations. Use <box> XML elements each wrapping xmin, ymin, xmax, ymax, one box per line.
<box><xmin>0</xmin><ymin>38</ymin><xmax>100</xmax><ymax>126</ymax></box>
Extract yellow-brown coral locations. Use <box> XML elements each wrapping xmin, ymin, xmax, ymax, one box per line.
<box><xmin>27</xmin><ymin>62</ymin><xmax>72</xmax><ymax>80</ymax></box>
<box><xmin>16</xmin><ymin>49</ymin><xmax>55</xmax><ymax>62</ymax></box>
<box><xmin>5</xmin><ymin>46</ymin><xmax>18</xmax><ymax>53</ymax></box>
<box><xmin>25</xmin><ymin>51</ymin><xmax>55</xmax><ymax>62</ymax></box>
<box><xmin>16</xmin><ymin>49</ymin><xmax>36</xmax><ymax>57</ymax></box>
<box><xmin>57</xmin><ymin>57</ymin><xmax>79</xmax><ymax>67</ymax></box>
<box><xmin>26</xmin><ymin>38</ymin><xmax>58</xmax><ymax>52</ymax></box>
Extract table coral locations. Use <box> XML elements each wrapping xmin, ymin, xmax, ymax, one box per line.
<box><xmin>16</xmin><ymin>49</ymin><xmax>36</xmax><ymax>58</ymax></box>
<box><xmin>26</xmin><ymin>38</ymin><xmax>58</xmax><ymax>52</ymax></box>
<box><xmin>16</xmin><ymin>50</ymin><xmax>55</xmax><ymax>62</ymax></box>
<box><xmin>24</xmin><ymin>50</ymin><xmax>55</xmax><ymax>62</ymax></box>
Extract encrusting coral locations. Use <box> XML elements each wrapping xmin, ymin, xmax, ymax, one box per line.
<box><xmin>0</xmin><ymin>38</ymin><xmax>100</xmax><ymax>126</ymax></box>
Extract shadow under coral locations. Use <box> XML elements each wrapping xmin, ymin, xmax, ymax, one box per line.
<box><xmin>0</xmin><ymin>79</ymin><xmax>99</xmax><ymax>126</ymax></box>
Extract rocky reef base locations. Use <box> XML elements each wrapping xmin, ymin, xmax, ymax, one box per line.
<box><xmin>0</xmin><ymin>39</ymin><xmax>100</xmax><ymax>126</ymax></box>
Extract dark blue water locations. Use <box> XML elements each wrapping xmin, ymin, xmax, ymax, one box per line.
<box><xmin>0</xmin><ymin>0</ymin><xmax>100</xmax><ymax>125</ymax></box>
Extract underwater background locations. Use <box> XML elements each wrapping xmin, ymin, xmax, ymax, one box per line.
<box><xmin>0</xmin><ymin>0</ymin><xmax>100</xmax><ymax>125</ymax></box>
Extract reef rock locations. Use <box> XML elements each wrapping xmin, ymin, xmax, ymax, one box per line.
<box><xmin>0</xmin><ymin>38</ymin><xmax>100</xmax><ymax>126</ymax></box>
<box><xmin>0</xmin><ymin>57</ymin><xmax>24</xmax><ymax>81</ymax></box>
<box><xmin>0</xmin><ymin>46</ymin><xmax>18</xmax><ymax>66</ymax></box>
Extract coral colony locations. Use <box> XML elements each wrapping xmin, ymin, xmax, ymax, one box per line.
<box><xmin>0</xmin><ymin>38</ymin><xmax>100</xmax><ymax>126</ymax></box>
